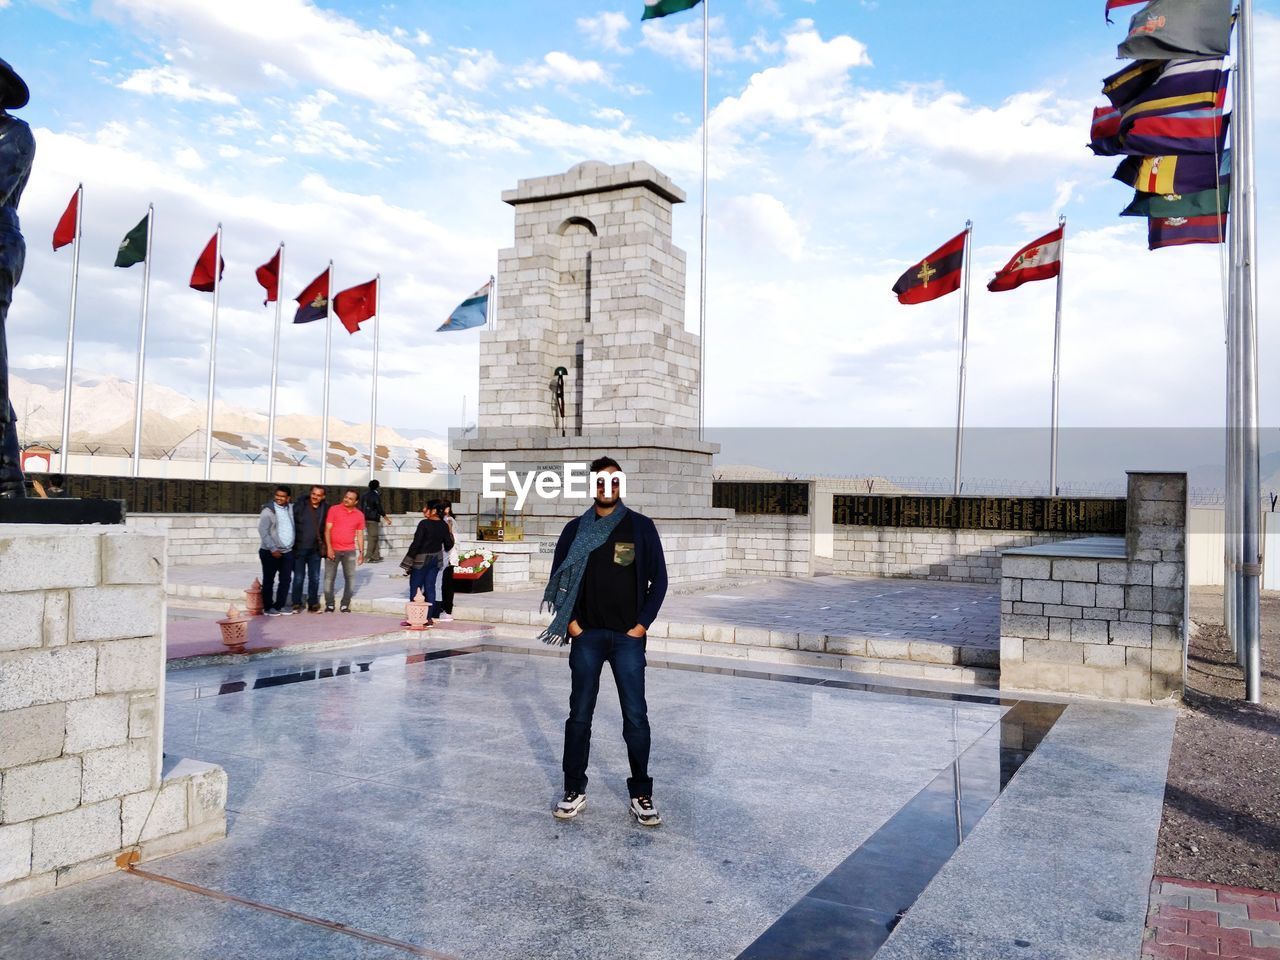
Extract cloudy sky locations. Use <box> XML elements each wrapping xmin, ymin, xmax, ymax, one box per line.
<box><xmin>3</xmin><ymin>0</ymin><xmax>1277</xmax><ymax>441</ymax></box>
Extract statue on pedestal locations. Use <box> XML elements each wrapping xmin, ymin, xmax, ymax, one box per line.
<box><xmin>0</xmin><ymin>57</ymin><xmax>33</xmax><ymax>499</ymax></box>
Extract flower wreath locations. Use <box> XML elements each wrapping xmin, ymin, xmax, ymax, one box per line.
<box><xmin>455</xmin><ymin>548</ymin><xmax>495</xmax><ymax>577</ymax></box>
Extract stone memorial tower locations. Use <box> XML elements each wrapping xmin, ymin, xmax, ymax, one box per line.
<box><xmin>456</xmin><ymin>160</ymin><xmax>731</xmax><ymax>583</ymax></box>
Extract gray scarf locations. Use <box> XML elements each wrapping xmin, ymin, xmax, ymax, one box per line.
<box><xmin>537</xmin><ymin>503</ymin><xmax>629</xmax><ymax>646</ymax></box>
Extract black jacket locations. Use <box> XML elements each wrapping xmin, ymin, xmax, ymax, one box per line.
<box><xmin>401</xmin><ymin>518</ymin><xmax>454</xmax><ymax>569</ymax></box>
<box><xmin>359</xmin><ymin>489</ymin><xmax>387</xmax><ymax>521</ymax></box>
<box><xmin>551</xmin><ymin>508</ymin><xmax>668</xmax><ymax>630</ymax></box>
<box><xmin>292</xmin><ymin>499</ymin><xmax>329</xmax><ymax>552</ymax></box>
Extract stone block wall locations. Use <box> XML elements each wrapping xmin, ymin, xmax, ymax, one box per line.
<box><xmin>0</xmin><ymin>525</ymin><xmax>226</xmax><ymax>904</ymax></box>
<box><xmin>833</xmin><ymin>527</ymin><xmax>1065</xmax><ymax>584</ymax></box>
<box><xmin>727</xmin><ymin>514</ymin><xmax>812</xmax><ymax>578</ymax></box>
<box><xmin>998</xmin><ymin>473</ymin><xmax>1188</xmax><ymax>702</ymax></box>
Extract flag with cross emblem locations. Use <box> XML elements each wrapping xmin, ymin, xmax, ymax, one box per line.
<box><xmin>891</xmin><ymin>230</ymin><xmax>966</xmax><ymax>305</ymax></box>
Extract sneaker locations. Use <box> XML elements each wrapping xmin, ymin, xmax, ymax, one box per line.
<box><xmin>553</xmin><ymin>792</ymin><xmax>587</xmax><ymax>820</ymax></box>
<box><xmin>308</xmin><ymin>604</ymin><xmax>321</xmax><ymax>613</ymax></box>
<box><xmin>292</xmin><ymin>604</ymin><xmax>303</xmax><ymax>614</ymax></box>
<box><xmin>340</xmin><ymin>605</ymin><xmax>351</xmax><ymax>613</ymax></box>
<box><xmin>279</xmin><ymin>607</ymin><xmax>295</xmax><ymax>616</ymax></box>
<box><xmin>324</xmin><ymin>605</ymin><xmax>335</xmax><ymax>613</ymax></box>
<box><xmin>264</xmin><ymin>608</ymin><xmax>281</xmax><ymax>617</ymax></box>
<box><xmin>629</xmin><ymin>796</ymin><xmax>661</xmax><ymax>827</ymax></box>
<box><xmin>438</xmin><ymin>613</ymin><xmax>454</xmax><ymax>622</ymax></box>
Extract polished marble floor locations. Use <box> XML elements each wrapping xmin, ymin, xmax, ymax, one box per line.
<box><xmin>0</xmin><ymin>640</ymin><xmax>1175</xmax><ymax>960</ymax></box>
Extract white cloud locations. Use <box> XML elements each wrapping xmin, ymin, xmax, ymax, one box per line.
<box><xmin>577</xmin><ymin>11</ymin><xmax>631</xmax><ymax>53</ymax></box>
<box><xmin>118</xmin><ymin>65</ymin><xmax>238</xmax><ymax>104</ymax></box>
<box><xmin>173</xmin><ymin>146</ymin><xmax>206</xmax><ymax>170</ymax></box>
<box><xmin>720</xmin><ymin>193</ymin><xmax>805</xmax><ymax>261</ymax></box>
<box><xmin>452</xmin><ymin>49</ymin><xmax>500</xmax><ymax>92</ymax></box>
<box><xmin>640</xmin><ymin>15</ymin><xmax>759</xmax><ymax>70</ymax></box>
<box><xmin>513</xmin><ymin>52</ymin><xmax>609</xmax><ymax>90</ymax></box>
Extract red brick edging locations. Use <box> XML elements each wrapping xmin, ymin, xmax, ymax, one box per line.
<box><xmin>1145</xmin><ymin>876</ymin><xmax>1280</xmax><ymax>960</ymax></box>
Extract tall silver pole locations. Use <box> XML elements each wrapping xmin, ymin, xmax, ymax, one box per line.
<box><xmin>1227</xmin><ymin>69</ymin><xmax>1243</xmax><ymax>663</ymax></box>
<box><xmin>130</xmin><ymin>204</ymin><xmax>154</xmax><ymax>478</ymax></box>
<box><xmin>697</xmin><ymin>0</ymin><xmax>709</xmax><ymax>442</ymax></box>
<box><xmin>1238</xmin><ymin>0</ymin><xmax>1261</xmax><ymax>703</ymax></box>
<box><xmin>368</xmin><ymin>274</ymin><xmax>380</xmax><ymax>483</ymax></box>
<box><xmin>202</xmin><ymin>224</ymin><xmax>223</xmax><ymax>481</ymax></box>
<box><xmin>266</xmin><ymin>243</ymin><xmax>285</xmax><ymax>483</ymax></box>
<box><xmin>953</xmin><ymin>221</ymin><xmax>973</xmax><ymax>496</ymax></box>
<box><xmin>320</xmin><ymin>262</ymin><xmax>334</xmax><ymax>486</ymax></box>
<box><xmin>1049</xmin><ymin>215</ymin><xmax>1066</xmax><ymax>497</ymax></box>
<box><xmin>59</xmin><ymin>184</ymin><xmax>82</xmax><ymax>473</ymax></box>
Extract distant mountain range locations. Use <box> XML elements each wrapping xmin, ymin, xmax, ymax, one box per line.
<box><xmin>9</xmin><ymin>369</ymin><xmax>448</xmax><ymax>472</ymax></box>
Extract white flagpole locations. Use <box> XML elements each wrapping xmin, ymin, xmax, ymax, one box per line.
<box><xmin>202</xmin><ymin>224</ymin><xmax>223</xmax><ymax>481</ymax></box>
<box><xmin>1238</xmin><ymin>0</ymin><xmax>1262</xmax><ymax>703</ymax></box>
<box><xmin>59</xmin><ymin>184</ymin><xmax>83</xmax><ymax>473</ymax></box>
<box><xmin>953</xmin><ymin>221</ymin><xmax>973</xmax><ymax>496</ymax></box>
<box><xmin>131</xmin><ymin>204</ymin><xmax>154</xmax><ymax>479</ymax></box>
<box><xmin>266</xmin><ymin>242</ymin><xmax>285</xmax><ymax>483</ymax></box>
<box><xmin>697</xmin><ymin>0</ymin><xmax>710</xmax><ymax>442</ymax></box>
<box><xmin>368</xmin><ymin>274</ymin><xmax>381</xmax><ymax>483</ymax></box>
<box><xmin>1049</xmin><ymin>215</ymin><xmax>1066</xmax><ymax>497</ymax></box>
<box><xmin>320</xmin><ymin>261</ymin><xmax>334</xmax><ymax>486</ymax></box>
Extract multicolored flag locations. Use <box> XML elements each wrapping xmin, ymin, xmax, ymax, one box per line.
<box><xmin>334</xmin><ymin>279</ymin><xmax>377</xmax><ymax>334</ymax></box>
<box><xmin>294</xmin><ymin>269</ymin><xmax>330</xmax><ymax>324</ymax></box>
<box><xmin>189</xmin><ymin>233</ymin><xmax>225</xmax><ymax>293</ymax></box>
<box><xmin>1102</xmin><ymin>59</ymin><xmax>1164</xmax><ymax>110</ymax></box>
<box><xmin>891</xmin><ymin>231</ymin><xmax>966</xmax><ymax>305</ymax></box>
<box><xmin>255</xmin><ymin>249</ymin><xmax>281</xmax><ymax>306</ymax></box>
<box><xmin>641</xmin><ymin>0</ymin><xmax>702</xmax><ymax>20</ymax></box>
<box><xmin>1089</xmin><ymin>105</ymin><xmax>1125</xmax><ymax>156</ymax></box>
<box><xmin>1106</xmin><ymin>0</ymin><xmax>1148</xmax><ymax>24</ymax></box>
<box><xmin>437</xmin><ymin>279</ymin><xmax>491</xmax><ymax>332</ymax></box>
<box><xmin>1113</xmin><ymin>151</ymin><xmax>1230</xmax><ymax>194</ymax></box>
<box><xmin>52</xmin><ymin>189</ymin><xmax>77</xmax><ymax>251</ymax></box>
<box><xmin>1118</xmin><ymin>59</ymin><xmax>1228</xmax><ymax>155</ymax></box>
<box><xmin>1148</xmin><ymin>213</ymin><xmax>1227</xmax><ymax>249</ymax></box>
<box><xmin>1121</xmin><ymin>183</ymin><xmax>1230</xmax><ymax>219</ymax></box>
<box><xmin>114</xmin><ymin>215</ymin><xmax>148</xmax><ymax>268</ymax></box>
<box><xmin>987</xmin><ymin>226</ymin><xmax>1064</xmax><ymax>293</ymax></box>
<box><xmin>1117</xmin><ymin>0</ymin><xmax>1233</xmax><ymax>60</ymax></box>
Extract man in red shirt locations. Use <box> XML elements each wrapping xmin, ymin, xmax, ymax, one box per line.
<box><xmin>323</xmin><ymin>488</ymin><xmax>366</xmax><ymax>612</ymax></box>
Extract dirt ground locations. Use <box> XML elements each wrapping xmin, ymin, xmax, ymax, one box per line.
<box><xmin>1153</xmin><ymin>586</ymin><xmax>1280</xmax><ymax>891</ymax></box>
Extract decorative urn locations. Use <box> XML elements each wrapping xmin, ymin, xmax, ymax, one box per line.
<box><xmin>244</xmin><ymin>577</ymin><xmax>264</xmax><ymax>616</ymax></box>
<box><xmin>404</xmin><ymin>588</ymin><xmax>431</xmax><ymax>631</ymax></box>
<box><xmin>217</xmin><ymin>604</ymin><xmax>251</xmax><ymax>654</ymax></box>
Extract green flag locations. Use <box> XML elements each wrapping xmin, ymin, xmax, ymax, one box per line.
<box><xmin>641</xmin><ymin>0</ymin><xmax>702</xmax><ymax>20</ymax></box>
<box><xmin>1120</xmin><ymin>183</ymin><xmax>1231</xmax><ymax>219</ymax></box>
<box><xmin>115</xmin><ymin>214</ymin><xmax>148</xmax><ymax>268</ymax></box>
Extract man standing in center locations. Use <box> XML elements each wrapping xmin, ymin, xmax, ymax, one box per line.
<box><xmin>540</xmin><ymin>456</ymin><xmax>667</xmax><ymax>827</ymax></box>
<box><xmin>323</xmin><ymin>488</ymin><xmax>365</xmax><ymax>612</ymax></box>
<box><xmin>291</xmin><ymin>485</ymin><xmax>328</xmax><ymax>613</ymax></box>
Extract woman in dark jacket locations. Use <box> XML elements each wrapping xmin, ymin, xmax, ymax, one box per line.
<box><xmin>400</xmin><ymin>502</ymin><xmax>454</xmax><ymax>622</ymax></box>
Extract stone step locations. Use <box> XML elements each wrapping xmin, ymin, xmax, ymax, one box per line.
<box><xmin>166</xmin><ymin>583</ymin><xmax>999</xmax><ymax>686</ymax></box>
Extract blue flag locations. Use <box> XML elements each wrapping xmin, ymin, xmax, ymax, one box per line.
<box><xmin>437</xmin><ymin>279</ymin><xmax>491</xmax><ymax>332</ymax></box>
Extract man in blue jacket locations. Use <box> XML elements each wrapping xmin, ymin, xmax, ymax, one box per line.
<box><xmin>539</xmin><ymin>456</ymin><xmax>668</xmax><ymax>827</ymax></box>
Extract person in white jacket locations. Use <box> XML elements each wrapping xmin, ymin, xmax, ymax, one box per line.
<box><xmin>437</xmin><ymin>502</ymin><xmax>458</xmax><ymax>621</ymax></box>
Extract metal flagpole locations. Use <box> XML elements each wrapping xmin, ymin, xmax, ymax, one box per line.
<box><xmin>953</xmin><ymin>221</ymin><xmax>973</xmax><ymax>496</ymax></box>
<box><xmin>1227</xmin><ymin>66</ymin><xmax>1243</xmax><ymax>664</ymax></box>
<box><xmin>59</xmin><ymin>184</ymin><xmax>83</xmax><ymax>473</ymax></box>
<box><xmin>697</xmin><ymin>0</ymin><xmax>709</xmax><ymax>442</ymax></box>
<box><xmin>368</xmin><ymin>274</ymin><xmax>380</xmax><ymax>483</ymax></box>
<box><xmin>320</xmin><ymin>261</ymin><xmax>334</xmax><ymax>486</ymax></box>
<box><xmin>203</xmin><ymin>224</ymin><xmax>223</xmax><ymax>481</ymax></box>
<box><xmin>1238</xmin><ymin>0</ymin><xmax>1261</xmax><ymax>703</ymax></box>
<box><xmin>131</xmin><ymin>204</ymin><xmax>154</xmax><ymax>478</ymax></box>
<box><xmin>1049</xmin><ymin>215</ymin><xmax>1066</xmax><ymax>497</ymax></box>
<box><xmin>266</xmin><ymin>243</ymin><xmax>285</xmax><ymax>483</ymax></box>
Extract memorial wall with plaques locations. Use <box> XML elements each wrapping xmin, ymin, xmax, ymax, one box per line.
<box><xmin>832</xmin><ymin>494</ymin><xmax>1126</xmax><ymax>533</ymax></box>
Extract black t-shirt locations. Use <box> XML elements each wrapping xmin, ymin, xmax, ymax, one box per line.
<box><xmin>577</xmin><ymin>513</ymin><xmax>638</xmax><ymax>633</ymax></box>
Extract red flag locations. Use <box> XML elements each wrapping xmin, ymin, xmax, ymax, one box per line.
<box><xmin>333</xmin><ymin>279</ymin><xmax>378</xmax><ymax>334</ymax></box>
<box><xmin>988</xmin><ymin>226</ymin><xmax>1064</xmax><ymax>293</ymax></box>
<box><xmin>1105</xmin><ymin>0</ymin><xmax>1145</xmax><ymax>22</ymax></box>
<box><xmin>189</xmin><ymin>233</ymin><xmax>225</xmax><ymax>293</ymax></box>
<box><xmin>52</xmin><ymin>189</ymin><xmax>78</xmax><ymax>251</ymax></box>
<box><xmin>256</xmin><ymin>249</ymin><xmax>281</xmax><ymax>306</ymax></box>
<box><xmin>891</xmin><ymin>231</ymin><xmax>966</xmax><ymax>305</ymax></box>
<box><xmin>294</xmin><ymin>268</ymin><xmax>330</xmax><ymax>324</ymax></box>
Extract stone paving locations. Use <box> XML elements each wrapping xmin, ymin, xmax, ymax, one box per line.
<box><xmin>1144</xmin><ymin>877</ymin><xmax>1280</xmax><ymax>959</ymax></box>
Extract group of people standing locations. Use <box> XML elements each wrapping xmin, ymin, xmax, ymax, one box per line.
<box><xmin>256</xmin><ymin>480</ymin><xmax>392</xmax><ymax>615</ymax></box>
<box><xmin>257</xmin><ymin>481</ymin><xmax>458</xmax><ymax>622</ymax></box>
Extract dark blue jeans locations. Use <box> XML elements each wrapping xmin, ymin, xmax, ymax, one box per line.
<box><xmin>291</xmin><ymin>547</ymin><xmax>322</xmax><ymax>607</ymax></box>
<box><xmin>409</xmin><ymin>555</ymin><xmax>442</xmax><ymax>618</ymax></box>
<box><xmin>258</xmin><ymin>548</ymin><xmax>293</xmax><ymax>611</ymax></box>
<box><xmin>563</xmin><ymin>628</ymin><xmax>652</xmax><ymax>798</ymax></box>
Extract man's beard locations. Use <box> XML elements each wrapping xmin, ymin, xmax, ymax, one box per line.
<box><xmin>594</xmin><ymin>496</ymin><xmax>619</xmax><ymax>509</ymax></box>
